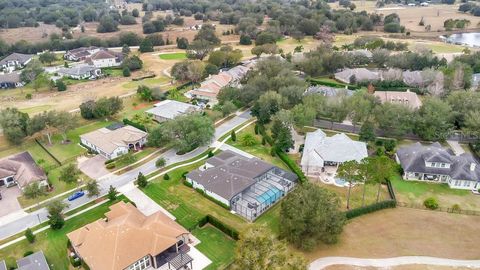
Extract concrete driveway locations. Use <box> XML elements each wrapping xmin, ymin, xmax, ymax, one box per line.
<box><xmin>0</xmin><ymin>186</ymin><xmax>22</xmax><ymax>217</ymax></box>
<box><xmin>78</xmin><ymin>155</ymin><xmax>110</xmax><ymax>180</ymax></box>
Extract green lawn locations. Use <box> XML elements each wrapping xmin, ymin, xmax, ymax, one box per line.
<box><xmin>255</xmin><ymin>203</ymin><xmax>282</xmax><ymax>236</ymax></box>
<box><xmin>0</xmin><ymin>196</ymin><xmax>128</xmax><ymax>270</ymax></box>
<box><xmin>110</xmin><ymin>147</ymin><xmax>157</xmax><ymax>171</ymax></box>
<box><xmin>121</xmin><ymin>77</ymin><xmax>171</xmax><ymax>89</ymax></box>
<box><xmin>102</xmin><ymin>67</ymin><xmax>124</xmax><ymax>77</ymax></box>
<box><xmin>192</xmin><ymin>225</ymin><xmax>237</xmax><ymax>270</ymax></box>
<box><xmin>159</xmin><ymin>52</ymin><xmax>187</xmax><ymax>60</ymax></box>
<box><xmin>0</xmin><ymin>141</ymin><xmax>58</xmax><ymax>170</ymax></box>
<box><xmin>39</xmin><ymin>120</ymin><xmax>114</xmax><ymax>164</ymax></box>
<box><xmin>18</xmin><ymin>105</ymin><xmax>53</xmax><ymax>115</ymax></box>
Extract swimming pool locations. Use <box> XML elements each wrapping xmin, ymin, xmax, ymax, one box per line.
<box><xmin>257</xmin><ymin>187</ymin><xmax>282</xmax><ymax>205</ymax></box>
<box><xmin>334</xmin><ymin>177</ymin><xmax>347</xmax><ymax>187</ymax></box>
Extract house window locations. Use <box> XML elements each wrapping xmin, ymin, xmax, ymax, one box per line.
<box><xmin>431</xmin><ymin>162</ymin><xmax>436</xmax><ymax>167</ymax></box>
<box><xmin>440</xmin><ymin>163</ymin><xmax>446</xmax><ymax>168</ymax></box>
<box><xmin>464</xmin><ymin>181</ymin><xmax>470</xmax><ymax>187</ymax></box>
<box><xmin>127</xmin><ymin>256</ymin><xmax>151</xmax><ymax>270</ymax></box>
<box><xmin>455</xmin><ymin>180</ymin><xmax>460</xmax><ymax>186</ymax></box>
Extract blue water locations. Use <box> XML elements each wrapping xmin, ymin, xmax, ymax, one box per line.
<box><xmin>445</xmin><ymin>33</ymin><xmax>480</xmax><ymax>47</ymax></box>
<box><xmin>335</xmin><ymin>178</ymin><xmax>346</xmax><ymax>186</ymax></box>
<box><xmin>257</xmin><ymin>187</ymin><xmax>282</xmax><ymax>205</ymax></box>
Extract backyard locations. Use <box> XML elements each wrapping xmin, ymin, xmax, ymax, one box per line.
<box><xmin>390</xmin><ymin>174</ymin><xmax>480</xmax><ymax>211</ymax></box>
<box><xmin>192</xmin><ymin>225</ymin><xmax>237</xmax><ymax>270</ymax></box>
<box><xmin>0</xmin><ymin>196</ymin><xmax>129</xmax><ymax>270</ymax></box>
<box><xmin>159</xmin><ymin>52</ymin><xmax>187</xmax><ymax>60</ymax></box>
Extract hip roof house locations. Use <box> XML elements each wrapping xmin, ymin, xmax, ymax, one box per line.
<box><xmin>373</xmin><ymin>90</ymin><xmax>422</xmax><ymax>109</ymax></box>
<box><xmin>186</xmin><ymin>150</ymin><xmax>298</xmax><ymax>220</ymax></box>
<box><xmin>396</xmin><ymin>142</ymin><xmax>480</xmax><ymax>190</ymax></box>
<box><xmin>301</xmin><ymin>129</ymin><xmax>368</xmax><ymax>176</ymax></box>
<box><xmin>0</xmin><ymin>53</ymin><xmax>33</xmax><ymax>72</ymax></box>
<box><xmin>80</xmin><ymin>124</ymin><xmax>148</xmax><ymax>160</ymax></box>
<box><xmin>0</xmin><ymin>72</ymin><xmax>23</xmax><ymax>89</ymax></box>
<box><xmin>0</xmin><ymin>152</ymin><xmax>48</xmax><ymax>190</ymax></box>
<box><xmin>67</xmin><ymin>201</ymin><xmax>192</xmax><ymax>270</ymax></box>
<box><xmin>146</xmin><ymin>100</ymin><xmax>200</xmax><ymax>122</ymax></box>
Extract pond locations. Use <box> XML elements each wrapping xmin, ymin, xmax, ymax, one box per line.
<box><xmin>442</xmin><ymin>32</ymin><xmax>480</xmax><ymax>47</ymax></box>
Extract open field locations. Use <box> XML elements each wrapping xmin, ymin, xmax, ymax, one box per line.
<box><xmin>0</xmin><ymin>196</ymin><xmax>128</xmax><ymax>270</ymax></box>
<box><xmin>330</xmin><ymin>1</ymin><xmax>480</xmax><ymax>33</ymax></box>
<box><xmin>304</xmin><ymin>207</ymin><xmax>480</xmax><ymax>261</ymax></box>
<box><xmin>390</xmin><ymin>174</ymin><xmax>480</xmax><ymax>211</ymax></box>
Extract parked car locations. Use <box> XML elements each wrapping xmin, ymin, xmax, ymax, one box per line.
<box><xmin>68</xmin><ymin>190</ymin><xmax>85</xmax><ymax>201</ymax></box>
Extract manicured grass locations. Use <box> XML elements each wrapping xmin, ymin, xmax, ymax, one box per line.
<box><xmin>18</xmin><ymin>105</ymin><xmax>53</xmax><ymax>115</ymax></box>
<box><xmin>255</xmin><ymin>203</ymin><xmax>282</xmax><ymax>236</ymax></box>
<box><xmin>0</xmin><ymin>196</ymin><xmax>128</xmax><ymax>270</ymax></box>
<box><xmin>121</xmin><ymin>76</ymin><xmax>171</xmax><ymax>89</ymax></box>
<box><xmin>110</xmin><ymin>147</ymin><xmax>157</xmax><ymax>172</ymax></box>
<box><xmin>0</xmin><ymin>140</ymin><xmax>58</xmax><ymax>169</ymax></box>
<box><xmin>159</xmin><ymin>52</ymin><xmax>187</xmax><ymax>60</ymax></box>
<box><xmin>192</xmin><ymin>225</ymin><xmax>237</xmax><ymax>270</ymax></box>
<box><xmin>143</xmin><ymin>161</ymin><xmax>248</xmax><ymax>231</ymax></box>
<box><xmin>39</xmin><ymin>120</ymin><xmax>114</xmax><ymax>164</ymax></box>
<box><xmin>102</xmin><ymin>67</ymin><xmax>124</xmax><ymax>77</ymax></box>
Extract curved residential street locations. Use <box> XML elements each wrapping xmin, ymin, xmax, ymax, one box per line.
<box><xmin>0</xmin><ymin>110</ymin><xmax>252</xmax><ymax>242</ymax></box>
<box><xmin>309</xmin><ymin>256</ymin><xmax>480</xmax><ymax>269</ymax></box>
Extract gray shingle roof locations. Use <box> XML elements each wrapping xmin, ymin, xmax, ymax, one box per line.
<box><xmin>396</xmin><ymin>142</ymin><xmax>480</xmax><ymax>181</ymax></box>
<box><xmin>58</xmin><ymin>64</ymin><xmax>98</xmax><ymax>76</ymax></box>
<box><xmin>304</xmin><ymin>85</ymin><xmax>354</xmax><ymax>97</ymax></box>
<box><xmin>0</xmin><ymin>53</ymin><xmax>33</xmax><ymax>66</ymax></box>
<box><xmin>187</xmin><ymin>150</ymin><xmax>278</xmax><ymax>201</ymax></box>
<box><xmin>146</xmin><ymin>100</ymin><xmax>199</xmax><ymax>120</ymax></box>
<box><xmin>0</xmin><ymin>72</ymin><xmax>21</xmax><ymax>83</ymax></box>
<box><xmin>16</xmin><ymin>251</ymin><xmax>50</xmax><ymax>270</ymax></box>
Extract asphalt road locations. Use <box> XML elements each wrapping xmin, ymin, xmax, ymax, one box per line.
<box><xmin>0</xmin><ymin>110</ymin><xmax>251</xmax><ymax>241</ymax></box>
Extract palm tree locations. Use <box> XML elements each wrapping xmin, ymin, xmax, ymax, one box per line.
<box><xmin>337</xmin><ymin>160</ymin><xmax>360</xmax><ymax>209</ymax></box>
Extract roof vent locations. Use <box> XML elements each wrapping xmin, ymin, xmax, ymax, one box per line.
<box><xmin>471</xmin><ymin>163</ymin><xmax>476</xmax><ymax>171</ymax></box>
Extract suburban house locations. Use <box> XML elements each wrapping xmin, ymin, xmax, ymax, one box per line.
<box><xmin>85</xmin><ymin>49</ymin><xmax>123</xmax><ymax>68</ymax></box>
<box><xmin>186</xmin><ymin>150</ymin><xmax>298</xmax><ymax>221</ymax></box>
<box><xmin>67</xmin><ymin>201</ymin><xmax>193</xmax><ymax>270</ymax></box>
<box><xmin>301</xmin><ymin>129</ymin><xmax>368</xmax><ymax>175</ymax></box>
<box><xmin>185</xmin><ymin>73</ymin><xmax>232</xmax><ymax>104</ymax></box>
<box><xmin>0</xmin><ymin>72</ymin><xmax>24</xmax><ymax>89</ymax></box>
<box><xmin>64</xmin><ymin>47</ymin><xmax>100</xmax><ymax>61</ymax></box>
<box><xmin>335</xmin><ymin>68</ymin><xmax>380</xmax><ymax>83</ymax></box>
<box><xmin>0</xmin><ymin>152</ymin><xmax>48</xmax><ymax>191</ymax></box>
<box><xmin>146</xmin><ymin>100</ymin><xmax>200</xmax><ymax>122</ymax></box>
<box><xmin>80</xmin><ymin>124</ymin><xmax>148</xmax><ymax>160</ymax></box>
<box><xmin>396</xmin><ymin>142</ymin><xmax>480</xmax><ymax>190</ymax></box>
<box><xmin>224</xmin><ymin>64</ymin><xmax>250</xmax><ymax>85</ymax></box>
<box><xmin>304</xmin><ymin>85</ymin><xmax>354</xmax><ymax>97</ymax></box>
<box><xmin>0</xmin><ymin>53</ymin><xmax>33</xmax><ymax>72</ymax></box>
<box><xmin>345</xmin><ymin>49</ymin><xmax>373</xmax><ymax>59</ymax></box>
<box><xmin>17</xmin><ymin>251</ymin><xmax>50</xmax><ymax>270</ymax></box>
<box><xmin>373</xmin><ymin>90</ymin><xmax>422</xmax><ymax>109</ymax></box>
<box><xmin>58</xmin><ymin>64</ymin><xmax>101</xmax><ymax>80</ymax></box>
<box><xmin>0</xmin><ymin>251</ymin><xmax>50</xmax><ymax>270</ymax></box>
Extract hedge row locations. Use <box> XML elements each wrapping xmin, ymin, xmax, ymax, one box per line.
<box><xmin>345</xmin><ymin>199</ymin><xmax>396</xmax><ymax>219</ymax></box>
<box><xmin>308</xmin><ymin>78</ymin><xmax>360</xmax><ymax>90</ymax></box>
<box><xmin>123</xmin><ymin>118</ymin><xmax>147</xmax><ymax>132</ymax></box>
<box><xmin>276</xmin><ymin>150</ymin><xmax>307</xmax><ymax>183</ymax></box>
<box><xmin>132</xmin><ymin>74</ymin><xmax>156</xmax><ymax>81</ymax></box>
<box><xmin>197</xmin><ymin>215</ymin><xmax>240</xmax><ymax>240</ymax></box>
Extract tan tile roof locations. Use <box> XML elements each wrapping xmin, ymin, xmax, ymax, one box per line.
<box><xmin>80</xmin><ymin>125</ymin><xmax>147</xmax><ymax>154</ymax></box>
<box><xmin>67</xmin><ymin>202</ymin><xmax>189</xmax><ymax>270</ymax></box>
<box><xmin>0</xmin><ymin>152</ymin><xmax>46</xmax><ymax>188</ymax></box>
<box><xmin>373</xmin><ymin>90</ymin><xmax>422</xmax><ymax>109</ymax></box>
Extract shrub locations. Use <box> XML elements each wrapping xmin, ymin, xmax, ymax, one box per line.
<box><xmin>70</xmin><ymin>256</ymin><xmax>82</xmax><ymax>267</ymax></box>
<box><xmin>25</xmin><ymin>228</ymin><xmax>35</xmax><ymax>243</ymax></box>
<box><xmin>276</xmin><ymin>149</ymin><xmax>307</xmax><ymax>183</ymax></box>
<box><xmin>451</xmin><ymin>203</ymin><xmax>461</xmax><ymax>212</ymax></box>
<box><xmin>23</xmin><ymin>251</ymin><xmax>34</xmax><ymax>257</ymax></box>
<box><xmin>25</xmin><ymin>93</ymin><xmax>32</xmax><ymax>99</ymax></box>
<box><xmin>122</xmin><ymin>66</ymin><xmax>131</xmax><ymax>77</ymax></box>
<box><xmin>207</xmin><ymin>151</ymin><xmax>214</xmax><ymax>157</ymax></box>
<box><xmin>106</xmin><ymin>163</ymin><xmax>115</xmax><ymax>169</ymax></box>
<box><xmin>155</xmin><ymin>157</ymin><xmax>166</xmax><ymax>168</ymax></box>
<box><xmin>56</xmin><ymin>80</ymin><xmax>67</xmax><ymax>91</ymax></box>
<box><xmin>163</xmin><ymin>173</ymin><xmax>170</xmax><ymax>180</ymax></box>
<box><xmin>231</xmin><ymin>130</ymin><xmax>236</xmax><ymax>141</ymax></box>
<box><xmin>345</xmin><ymin>200</ymin><xmax>396</xmax><ymax>219</ymax></box>
<box><xmin>424</xmin><ymin>197</ymin><xmax>439</xmax><ymax>210</ymax></box>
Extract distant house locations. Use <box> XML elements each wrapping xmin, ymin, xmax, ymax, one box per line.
<box><xmin>335</xmin><ymin>68</ymin><xmax>380</xmax><ymax>84</ymax></box>
<box><xmin>0</xmin><ymin>53</ymin><xmax>33</xmax><ymax>72</ymax></box>
<box><xmin>396</xmin><ymin>142</ymin><xmax>480</xmax><ymax>190</ymax></box>
<box><xmin>186</xmin><ymin>150</ymin><xmax>298</xmax><ymax>220</ymax></box>
<box><xmin>146</xmin><ymin>100</ymin><xmax>200</xmax><ymax>122</ymax></box>
<box><xmin>304</xmin><ymin>85</ymin><xmax>354</xmax><ymax>97</ymax></box>
<box><xmin>224</xmin><ymin>65</ymin><xmax>249</xmax><ymax>85</ymax></box>
<box><xmin>301</xmin><ymin>129</ymin><xmax>368</xmax><ymax>175</ymax></box>
<box><xmin>58</xmin><ymin>64</ymin><xmax>101</xmax><ymax>80</ymax></box>
<box><xmin>185</xmin><ymin>73</ymin><xmax>233</xmax><ymax>104</ymax></box>
<box><xmin>345</xmin><ymin>49</ymin><xmax>373</xmax><ymax>58</ymax></box>
<box><xmin>0</xmin><ymin>72</ymin><xmax>24</xmax><ymax>89</ymax></box>
<box><xmin>16</xmin><ymin>250</ymin><xmax>50</xmax><ymax>270</ymax></box>
<box><xmin>85</xmin><ymin>49</ymin><xmax>123</xmax><ymax>68</ymax></box>
<box><xmin>80</xmin><ymin>124</ymin><xmax>148</xmax><ymax>160</ymax></box>
<box><xmin>0</xmin><ymin>152</ymin><xmax>48</xmax><ymax>191</ymax></box>
<box><xmin>67</xmin><ymin>201</ymin><xmax>193</xmax><ymax>270</ymax></box>
<box><xmin>472</xmin><ymin>73</ymin><xmax>480</xmax><ymax>90</ymax></box>
<box><xmin>64</xmin><ymin>47</ymin><xmax>100</xmax><ymax>61</ymax></box>
<box><xmin>373</xmin><ymin>90</ymin><xmax>422</xmax><ymax>109</ymax></box>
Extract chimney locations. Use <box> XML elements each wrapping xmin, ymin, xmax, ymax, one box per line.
<box><xmin>471</xmin><ymin>163</ymin><xmax>476</xmax><ymax>171</ymax></box>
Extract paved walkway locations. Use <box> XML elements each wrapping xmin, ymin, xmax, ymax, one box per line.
<box><xmin>309</xmin><ymin>256</ymin><xmax>480</xmax><ymax>269</ymax></box>
<box><xmin>447</xmin><ymin>140</ymin><xmax>465</xmax><ymax>156</ymax></box>
<box><xmin>119</xmin><ymin>183</ymin><xmax>175</xmax><ymax>219</ymax></box>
